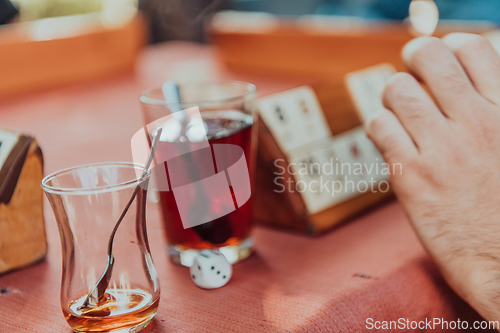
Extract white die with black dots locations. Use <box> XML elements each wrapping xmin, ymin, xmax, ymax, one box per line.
<box><xmin>190</xmin><ymin>250</ymin><xmax>233</xmax><ymax>289</ymax></box>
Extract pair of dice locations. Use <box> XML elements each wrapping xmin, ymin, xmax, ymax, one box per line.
<box><xmin>190</xmin><ymin>250</ymin><xmax>232</xmax><ymax>289</ymax></box>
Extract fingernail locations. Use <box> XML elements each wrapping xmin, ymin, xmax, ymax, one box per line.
<box><xmin>402</xmin><ymin>37</ymin><xmax>436</xmax><ymax>64</ymax></box>
<box><xmin>442</xmin><ymin>32</ymin><xmax>478</xmax><ymax>50</ymax></box>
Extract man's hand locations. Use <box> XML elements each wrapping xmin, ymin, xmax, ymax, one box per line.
<box><xmin>366</xmin><ymin>33</ymin><xmax>500</xmax><ymax>321</ymax></box>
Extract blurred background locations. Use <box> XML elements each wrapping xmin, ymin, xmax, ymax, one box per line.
<box><xmin>0</xmin><ymin>0</ymin><xmax>499</xmax><ymax>99</ymax></box>
<box><xmin>5</xmin><ymin>0</ymin><xmax>500</xmax><ymax>41</ymax></box>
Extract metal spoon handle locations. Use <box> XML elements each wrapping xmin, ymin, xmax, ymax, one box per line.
<box><xmin>80</xmin><ymin>128</ymin><xmax>162</xmax><ymax>309</ymax></box>
<box><xmin>106</xmin><ymin>127</ymin><xmax>162</xmax><ymax>255</ymax></box>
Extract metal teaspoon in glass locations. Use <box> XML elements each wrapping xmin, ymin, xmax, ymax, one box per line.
<box><xmin>78</xmin><ymin>127</ymin><xmax>162</xmax><ymax>310</ymax></box>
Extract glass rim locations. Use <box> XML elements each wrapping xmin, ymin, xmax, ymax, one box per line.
<box><xmin>139</xmin><ymin>80</ymin><xmax>257</xmax><ymax>107</ymax></box>
<box><xmin>41</xmin><ymin>162</ymin><xmax>151</xmax><ymax>195</ymax></box>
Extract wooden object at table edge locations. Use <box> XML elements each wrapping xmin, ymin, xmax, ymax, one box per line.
<box><xmin>210</xmin><ymin>20</ymin><xmax>495</xmax><ymax>79</ymax></box>
<box><xmin>253</xmin><ymin>79</ymin><xmax>394</xmax><ymax>235</ymax></box>
<box><xmin>211</xmin><ymin>23</ymin><xmax>411</xmax><ymax>79</ymax></box>
<box><xmin>0</xmin><ymin>14</ymin><xmax>147</xmax><ymax>99</ymax></box>
<box><xmin>0</xmin><ymin>135</ymin><xmax>47</xmax><ymax>275</ymax></box>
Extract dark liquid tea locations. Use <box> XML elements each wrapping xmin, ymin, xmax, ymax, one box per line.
<box><xmin>157</xmin><ymin>110</ymin><xmax>254</xmax><ymax>249</ymax></box>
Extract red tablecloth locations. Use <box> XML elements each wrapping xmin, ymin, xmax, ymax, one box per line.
<box><xmin>0</xmin><ymin>42</ymin><xmax>490</xmax><ymax>332</ymax></box>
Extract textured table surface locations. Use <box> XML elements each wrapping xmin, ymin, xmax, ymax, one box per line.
<box><xmin>0</xmin><ymin>42</ymin><xmax>489</xmax><ymax>332</ymax></box>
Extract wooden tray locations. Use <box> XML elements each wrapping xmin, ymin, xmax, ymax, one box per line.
<box><xmin>0</xmin><ymin>14</ymin><xmax>146</xmax><ymax>99</ymax></box>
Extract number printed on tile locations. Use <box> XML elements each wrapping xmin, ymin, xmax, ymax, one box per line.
<box><xmin>332</xmin><ymin>127</ymin><xmax>389</xmax><ymax>184</ymax></box>
<box><xmin>288</xmin><ymin>137</ymin><xmax>345</xmax><ymax>214</ymax></box>
<box><xmin>257</xmin><ymin>86</ymin><xmax>332</xmax><ymax>154</ymax></box>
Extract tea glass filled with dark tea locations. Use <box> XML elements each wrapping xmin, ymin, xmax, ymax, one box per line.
<box><xmin>140</xmin><ymin>81</ymin><xmax>257</xmax><ymax>266</ymax></box>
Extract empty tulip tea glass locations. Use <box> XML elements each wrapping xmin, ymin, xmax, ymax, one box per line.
<box><xmin>41</xmin><ymin>162</ymin><xmax>160</xmax><ymax>333</ymax></box>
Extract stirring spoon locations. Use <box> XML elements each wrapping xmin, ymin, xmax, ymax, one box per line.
<box><xmin>79</xmin><ymin>128</ymin><xmax>162</xmax><ymax>310</ymax></box>
<box><xmin>161</xmin><ymin>81</ymin><xmax>233</xmax><ymax>244</ymax></box>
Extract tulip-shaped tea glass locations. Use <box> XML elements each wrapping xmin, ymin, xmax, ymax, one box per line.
<box><xmin>140</xmin><ymin>81</ymin><xmax>257</xmax><ymax>267</ymax></box>
<box><xmin>41</xmin><ymin>162</ymin><xmax>160</xmax><ymax>333</ymax></box>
